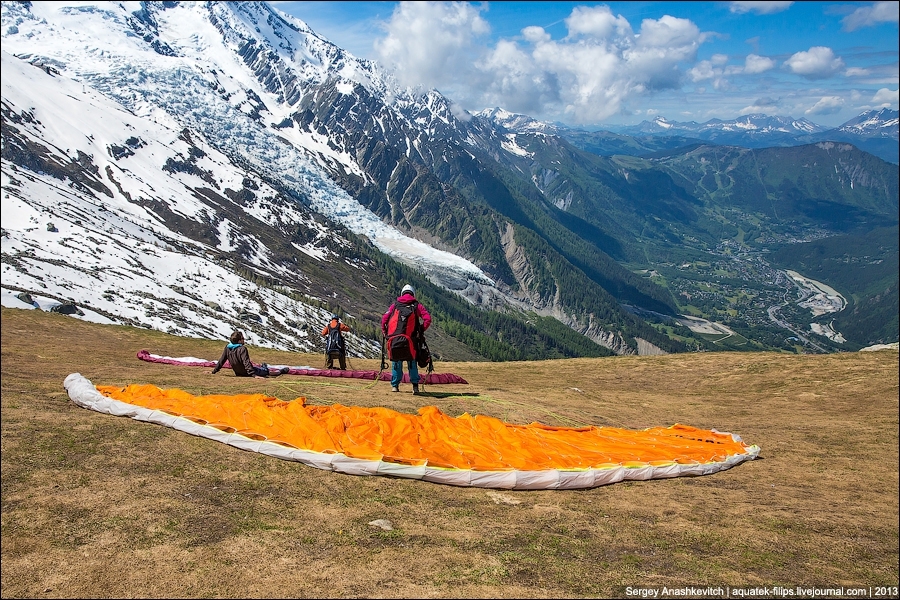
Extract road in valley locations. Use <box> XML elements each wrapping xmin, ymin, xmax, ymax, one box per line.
<box><xmin>766</xmin><ymin>270</ymin><xmax>845</xmax><ymax>353</ymax></box>
<box><xmin>767</xmin><ymin>305</ymin><xmax>829</xmax><ymax>353</ymax></box>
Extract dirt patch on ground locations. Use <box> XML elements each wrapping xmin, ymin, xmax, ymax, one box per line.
<box><xmin>2</xmin><ymin>307</ymin><xmax>898</xmax><ymax>598</ymax></box>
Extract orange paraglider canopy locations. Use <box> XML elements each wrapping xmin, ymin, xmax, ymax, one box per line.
<box><xmin>64</xmin><ymin>374</ymin><xmax>759</xmax><ymax>490</ymax></box>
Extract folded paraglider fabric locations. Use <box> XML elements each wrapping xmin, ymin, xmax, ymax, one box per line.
<box><xmin>136</xmin><ymin>349</ymin><xmax>467</xmax><ymax>384</ymax></box>
<box><xmin>64</xmin><ymin>373</ymin><xmax>759</xmax><ymax>490</ymax></box>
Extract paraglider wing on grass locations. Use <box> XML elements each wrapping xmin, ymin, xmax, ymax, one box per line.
<box><xmin>136</xmin><ymin>350</ymin><xmax>467</xmax><ymax>384</ymax></box>
<box><xmin>64</xmin><ymin>373</ymin><xmax>760</xmax><ymax>491</ymax></box>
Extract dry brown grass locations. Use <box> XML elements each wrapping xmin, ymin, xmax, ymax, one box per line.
<box><xmin>2</xmin><ymin>306</ymin><xmax>898</xmax><ymax>598</ymax></box>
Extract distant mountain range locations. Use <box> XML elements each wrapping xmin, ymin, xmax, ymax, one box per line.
<box><xmin>484</xmin><ymin>108</ymin><xmax>899</xmax><ymax>164</ymax></box>
<box><xmin>613</xmin><ymin>113</ymin><xmax>826</xmax><ymax>137</ymax></box>
<box><xmin>2</xmin><ymin>1</ymin><xmax>897</xmax><ymax>358</ymax></box>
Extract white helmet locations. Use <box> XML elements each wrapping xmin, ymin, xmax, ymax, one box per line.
<box><xmin>401</xmin><ymin>284</ymin><xmax>415</xmax><ymax>296</ymax></box>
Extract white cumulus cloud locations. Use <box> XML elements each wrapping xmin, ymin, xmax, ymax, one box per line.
<box><xmin>374</xmin><ymin>1</ymin><xmax>491</xmax><ymax>91</ymax></box>
<box><xmin>374</xmin><ymin>2</ymin><xmax>707</xmax><ymax>124</ymax></box>
<box><xmin>689</xmin><ymin>60</ymin><xmax>718</xmax><ymax>82</ymax></box>
<box><xmin>744</xmin><ymin>54</ymin><xmax>775</xmax><ymax>74</ymax></box>
<box><xmin>805</xmin><ymin>95</ymin><xmax>845</xmax><ymax>115</ymax></box>
<box><xmin>845</xmin><ymin>67</ymin><xmax>872</xmax><ymax>77</ymax></box>
<box><xmin>784</xmin><ymin>46</ymin><xmax>845</xmax><ymax>79</ymax></box>
<box><xmin>872</xmin><ymin>87</ymin><xmax>899</xmax><ymax>105</ymax></box>
<box><xmin>688</xmin><ymin>52</ymin><xmax>773</xmax><ymax>87</ymax></box>
<box><xmin>842</xmin><ymin>1</ymin><xmax>900</xmax><ymax>31</ymax></box>
<box><xmin>565</xmin><ymin>4</ymin><xmax>632</xmax><ymax>39</ymax></box>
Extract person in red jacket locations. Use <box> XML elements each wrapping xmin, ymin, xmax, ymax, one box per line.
<box><xmin>210</xmin><ymin>330</ymin><xmax>288</xmax><ymax>378</ymax></box>
<box><xmin>321</xmin><ymin>314</ymin><xmax>351</xmax><ymax>370</ymax></box>
<box><xmin>381</xmin><ymin>284</ymin><xmax>431</xmax><ymax>394</ymax></box>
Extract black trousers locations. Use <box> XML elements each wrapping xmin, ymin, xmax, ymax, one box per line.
<box><xmin>326</xmin><ymin>352</ymin><xmax>346</xmax><ymax>370</ymax></box>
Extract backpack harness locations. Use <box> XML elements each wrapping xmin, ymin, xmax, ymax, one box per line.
<box><xmin>381</xmin><ymin>300</ymin><xmax>434</xmax><ymax>375</ymax></box>
<box><xmin>324</xmin><ymin>320</ymin><xmax>345</xmax><ymax>355</ymax></box>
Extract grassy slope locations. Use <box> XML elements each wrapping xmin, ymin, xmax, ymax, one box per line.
<box><xmin>1</xmin><ymin>306</ymin><xmax>897</xmax><ymax>598</ymax></box>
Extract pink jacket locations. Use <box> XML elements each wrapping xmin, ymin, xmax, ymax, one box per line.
<box><xmin>381</xmin><ymin>293</ymin><xmax>431</xmax><ymax>335</ymax></box>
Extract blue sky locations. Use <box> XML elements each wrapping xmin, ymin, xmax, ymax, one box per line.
<box><xmin>270</xmin><ymin>1</ymin><xmax>899</xmax><ymax>128</ymax></box>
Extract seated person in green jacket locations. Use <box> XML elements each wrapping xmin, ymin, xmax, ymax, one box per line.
<box><xmin>210</xmin><ymin>330</ymin><xmax>288</xmax><ymax>378</ymax></box>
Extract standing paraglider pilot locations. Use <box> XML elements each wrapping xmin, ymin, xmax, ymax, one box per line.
<box><xmin>382</xmin><ymin>284</ymin><xmax>431</xmax><ymax>394</ymax></box>
<box><xmin>322</xmin><ymin>314</ymin><xmax>351</xmax><ymax>370</ymax></box>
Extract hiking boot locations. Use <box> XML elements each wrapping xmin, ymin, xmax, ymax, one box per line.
<box><xmin>412</xmin><ymin>384</ymin><xmax>420</xmax><ymax>395</ymax></box>
<box><xmin>391</xmin><ymin>385</ymin><xmax>400</xmax><ymax>393</ymax></box>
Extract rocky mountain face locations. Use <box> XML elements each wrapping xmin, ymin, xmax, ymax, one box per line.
<box><xmin>2</xmin><ymin>1</ymin><xmax>897</xmax><ymax>356</ymax></box>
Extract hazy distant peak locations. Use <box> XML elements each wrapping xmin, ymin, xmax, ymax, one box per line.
<box><xmin>836</xmin><ymin>108</ymin><xmax>899</xmax><ymax>138</ymax></box>
<box><xmin>474</xmin><ymin>107</ymin><xmax>558</xmax><ymax>134</ymax></box>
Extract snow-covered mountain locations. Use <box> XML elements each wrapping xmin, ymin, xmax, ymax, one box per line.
<box><xmin>1</xmin><ymin>49</ymin><xmax>378</xmax><ymax>353</ymax></box>
<box><xmin>1</xmin><ymin>2</ymin><xmax>487</xmax><ymax>283</ymax></box>
<box><xmin>613</xmin><ymin>114</ymin><xmax>826</xmax><ymax>139</ymax></box>
<box><xmin>833</xmin><ymin>108</ymin><xmax>899</xmax><ymax>139</ymax></box>
<box><xmin>0</xmin><ymin>1</ymin><xmax>497</xmax><ymax>354</ymax></box>
<box><xmin>474</xmin><ymin>108</ymin><xmax>560</xmax><ymax>135</ymax></box>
